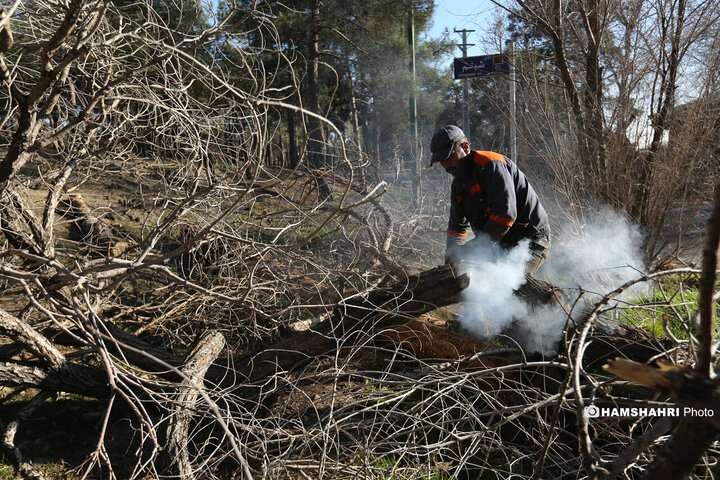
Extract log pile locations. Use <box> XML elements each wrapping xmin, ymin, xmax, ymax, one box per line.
<box><xmin>17</xmin><ymin>252</ymin><xmax>665</xmax><ymax>395</ymax></box>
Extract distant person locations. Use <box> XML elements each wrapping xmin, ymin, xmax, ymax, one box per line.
<box><xmin>430</xmin><ymin>125</ymin><xmax>551</xmax><ymax>275</ymax></box>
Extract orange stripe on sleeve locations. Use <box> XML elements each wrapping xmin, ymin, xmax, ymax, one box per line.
<box><xmin>447</xmin><ymin>230</ymin><xmax>468</xmax><ymax>238</ymax></box>
<box><xmin>489</xmin><ymin>215</ymin><xmax>514</xmax><ymax>227</ymax></box>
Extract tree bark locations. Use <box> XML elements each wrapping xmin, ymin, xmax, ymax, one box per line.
<box><xmin>640</xmin><ymin>421</ymin><xmax>718</xmax><ymax>480</ymax></box>
<box><xmin>288</xmin><ymin>110</ymin><xmax>297</xmax><ymax>169</ymax></box>
<box><xmin>583</xmin><ymin>0</ymin><xmax>605</xmax><ymax>178</ymax></box>
<box><xmin>306</xmin><ymin>0</ymin><xmax>331</xmax><ymax>201</ymax></box>
<box><xmin>0</xmin><ymin>361</ymin><xmax>110</xmax><ymax>397</ymax></box>
<box><xmin>161</xmin><ymin>331</ymin><xmax>225</xmax><ymax>480</ymax></box>
<box><xmin>695</xmin><ymin>182</ymin><xmax>720</xmax><ymax>375</ymax></box>
<box><xmin>0</xmin><ymin>189</ymin><xmax>51</xmax><ymax>257</ymax></box>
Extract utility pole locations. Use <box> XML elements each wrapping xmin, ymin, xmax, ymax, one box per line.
<box><xmin>454</xmin><ymin>28</ymin><xmax>475</xmax><ymax>134</ymax></box>
<box><xmin>510</xmin><ymin>42</ymin><xmax>517</xmax><ymax>161</ymax></box>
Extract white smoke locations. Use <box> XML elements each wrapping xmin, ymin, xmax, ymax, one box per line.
<box><xmin>457</xmin><ymin>237</ymin><xmax>531</xmax><ymax>338</ymax></box>
<box><xmin>458</xmin><ymin>208</ymin><xmax>647</xmax><ymax>355</ymax></box>
<box><xmin>538</xmin><ymin>208</ymin><xmax>646</xmax><ymax>294</ymax></box>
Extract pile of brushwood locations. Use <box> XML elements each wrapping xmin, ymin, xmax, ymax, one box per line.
<box><xmin>3</xmin><ymin>237</ymin><xmax>719</xmax><ymax>479</ymax></box>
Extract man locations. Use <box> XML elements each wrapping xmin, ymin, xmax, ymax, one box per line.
<box><xmin>430</xmin><ymin>125</ymin><xmax>550</xmax><ymax>275</ymax></box>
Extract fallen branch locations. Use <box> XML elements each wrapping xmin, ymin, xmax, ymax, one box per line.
<box><xmin>161</xmin><ymin>331</ymin><xmax>226</xmax><ymax>479</ymax></box>
<box><xmin>2</xmin><ymin>391</ymin><xmax>52</xmax><ymax>480</ymax></box>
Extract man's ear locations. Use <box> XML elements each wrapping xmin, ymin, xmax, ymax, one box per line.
<box><xmin>461</xmin><ymin>141</ymin><xmax>470</xmax><ymax>155</ymax></box>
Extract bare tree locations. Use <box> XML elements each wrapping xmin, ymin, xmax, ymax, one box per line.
<box><xmin>489</xmin><ymin>0</ymin><xmax>720</xmax><ymax>263</ymax></box>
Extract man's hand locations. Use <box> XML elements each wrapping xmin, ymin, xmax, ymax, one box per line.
<box><xmin>445</xmin><ymin>243</ymin><xmax>468</xmax><ymax>275</ymax></box>
<box><xmin>445</xmin><ymin>258</ymin><xmax>466</xmax><ymax>276</ymax></box>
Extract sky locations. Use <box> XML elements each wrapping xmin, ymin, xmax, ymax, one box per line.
<box><xmin>425</xmin><ymin>0</ymin><xmax>496</xmax><ymax>59</ymax></box>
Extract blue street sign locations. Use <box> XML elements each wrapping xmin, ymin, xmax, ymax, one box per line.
<box><xmin>453</xmin><ymin>54</ymin><xmax>510</xmax><ymax>79</ymax></box>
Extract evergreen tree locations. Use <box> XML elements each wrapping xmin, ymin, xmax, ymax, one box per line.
<box><xmin>216</xmin><ymin>0</ymin><xmax>453</xmax><ymax>188</ymax></box>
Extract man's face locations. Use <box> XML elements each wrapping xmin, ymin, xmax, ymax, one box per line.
<box><xmin>440</xmin><ymin>141</ymin><xmax>469</xmax><ymax>176</ymax></box>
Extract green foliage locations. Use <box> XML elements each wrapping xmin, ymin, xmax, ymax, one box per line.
<box><xmin>0</xmin><ymin>460</ymin><xmax>14</xmax><ymax>480</ymax></box>
<box><xmin>370</xmin><ymin>455</ymin><xmax>450</xmax><ymax>480</ymax></box>
<box><xmin>113</xmin><ymin>0</ymin><xmax>209</xmax><ymax>34</ymax></box>
<box><xmin>619</xmin><ymin>275</ymin><xmax>720</xmax><ymax>340</ymax></box>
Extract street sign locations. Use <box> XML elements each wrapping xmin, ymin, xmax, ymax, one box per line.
<box><xmin>453</xmin><ymin>54</ymin><xmax>510</xmax><ymax>79</ymax></box>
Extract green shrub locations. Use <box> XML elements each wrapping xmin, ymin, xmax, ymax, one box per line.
<box><xmin>619</xmin><ymin>275</ymin><xmax>719</xmax><ymax>340</ymax></box>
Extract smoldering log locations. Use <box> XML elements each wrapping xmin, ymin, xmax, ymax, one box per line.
<box><xmin>241</xmin><ymin>265</ymin><xmax>564</xmax><ymax>381</ymax></box>
<box><xmin>240</xmin><ymin>264</ymin><xmax>672</xmax><ymax>383</ymax></box>
<box><xmin>242</xmin><ymin>265</ymin><xmax>469</xmax><ymax>380</ymax></box>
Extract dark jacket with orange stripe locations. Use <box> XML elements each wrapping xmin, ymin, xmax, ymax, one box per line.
<box><xmin>446</xmin><ymin>150</ymin><xmax>550</xmax><ymax>262</ymax></box>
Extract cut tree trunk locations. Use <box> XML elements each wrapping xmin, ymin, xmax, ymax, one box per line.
<box><xmin>242</xmin><ymin>265</ymin><xmax>469</xmax><ymax>380</ymax></box>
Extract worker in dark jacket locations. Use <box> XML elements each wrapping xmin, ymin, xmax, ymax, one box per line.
<box><xmin>430</xmin><ymin>125</ymin><xmax>550</xmax><ymax>275</ymax></box>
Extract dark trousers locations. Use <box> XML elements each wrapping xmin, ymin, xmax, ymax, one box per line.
<box><xmin>499</xmin><ymin>226</ymin><xmax>550</xmax><ymax>276</ymax></box>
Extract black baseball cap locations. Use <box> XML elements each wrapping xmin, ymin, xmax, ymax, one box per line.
<box><xmin>430</xmin><ymin>125</ymin><xmax>465</xmax><ymax>166</ymax></box>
